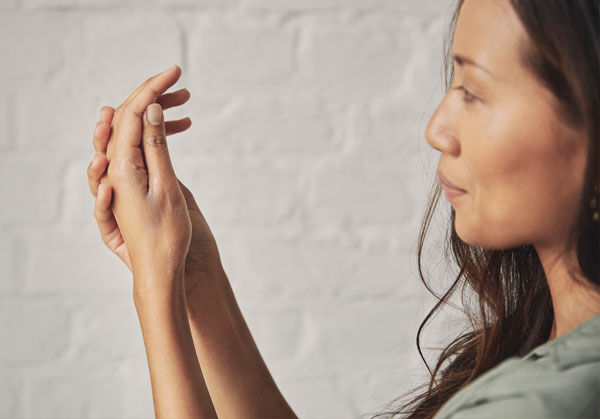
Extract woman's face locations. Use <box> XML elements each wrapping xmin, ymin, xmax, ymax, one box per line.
<box><xmin>425</xmin><ymin>0</ymin><xmax>588</xmax><ymax>250</ymax></box>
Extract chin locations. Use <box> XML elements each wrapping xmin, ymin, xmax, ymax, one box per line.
<box><xmin>454</xmin><ymin>217</ymin><xmax>521</xmax><ymax>250</ymax></box>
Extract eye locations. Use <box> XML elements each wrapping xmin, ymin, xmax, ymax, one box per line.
<box><xmin>455</xmin><ymin>85</ymin><xmax>477</xmax><ymax>104</ymax></box>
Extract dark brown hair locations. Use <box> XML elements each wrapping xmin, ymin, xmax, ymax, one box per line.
<box><xmin>371</xmin><ymin>1</ymin><xmax>599</xmax><ymax>417</ymax></box>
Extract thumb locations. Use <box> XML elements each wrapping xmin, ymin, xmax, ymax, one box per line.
<box><xmin>142</xmin><ymin>103</ymin><xmax>177</xmax><ymax>193</ymax></box>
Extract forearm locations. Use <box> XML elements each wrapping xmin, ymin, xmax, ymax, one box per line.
<box><xmin>185</xmin><ymin>267</ymin><xmax>297</xmax><ymax>419</ymax></box>
<box><xmin>134</xmin><ymin>272</ymin><xmax>217</xmax><ymax>419</ymax></box>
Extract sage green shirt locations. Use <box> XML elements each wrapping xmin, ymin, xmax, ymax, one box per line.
<box><xmin>434</xmin><ymin>314</ymin><xmax>600</xmax><ymax>419</ymax></box>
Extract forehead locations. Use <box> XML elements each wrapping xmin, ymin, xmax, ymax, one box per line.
<box><xmin>453</xmin><ymin>0</ymin><xmax>529</xmax><ymax>82</ymax></box>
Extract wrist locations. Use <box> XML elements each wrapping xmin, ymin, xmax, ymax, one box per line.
<box><xmin>184</xmin><ymin>262</ymin><xmax>227</xmax><ymax>295</ymax></box>
<box><xmin>132</xmin><ymin>266</ymin><xmax>187</xmax><ymax>306</ymax></box>
<box><xmin>184</xmin><ymin>266</ymin><xmax>231</xmax><ymax>317</ymax></box>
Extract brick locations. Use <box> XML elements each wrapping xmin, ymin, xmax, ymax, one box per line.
<box><xmin>297</xmin><ymin>303</ymin><xmax>423</xmax><ymax>374</ymax></box>
<box><xmin>240</xmin><ymin>0</ymin><xmax>453</xmax><ymax>13</ymax></box>
<box><xmin>0</xmin><ymin>1</ymin><xmax>459</xmax><ymax>417</ymax></box>
<box><xmin>0</xmin><ymin>155</ymin><xmax>63</xmax><ymax>225</ymax></box>
<box><xmin>174</xmin><ymin>159</ymin><xmax>299</xmax><ymax>226</ymax></box>
<box><xmin>67</xmin><ymin>297</ymin><xmax>142</xmax><ymax>362</ymax></box>
<box><xmin>0</xmin><ymin>297</ymin><xmax>69</xmax><ymax>362</ymax></box>
<box><xmin>0</xmin><ymin>89</ymin><xmax>13</xmax><ymax>150</ymax></box>
<box><xmin>62</xmin><ymin>157</ymin><xmax>101</xmax><ymax>230</ymax></box>
<box><xmin>25</xmin><ymin>375</ymin><xmax>143</xmax><ymax>418</ymax></box>
<box><xmin>161</xmin><ymin>94</ymin><xmax>240</xmax><ymax>154</ymax></box>
<box><xmin>278</xmin><ymin>374</ymin><xmax>357</xmax><ymax>418</ymax></box>
<box><xmin>0</xmin><ymin>373</ymin><xmax>20</xmax><ymax>418</ymax></box>
<box><xmin>241</xmin><ymin>309</ymin><xmax>304</xmax><ymax>364</ymax></box>
<box><xmin>14</xmin><ymin>81</ymin><xmax>98</xmax><ymax>153</ymax></box>
<box><xmin>225</xmin><ymin>234</ymin><xmax>414</xmax><ymax>303</ymax></box>
<box><xmin>335</xmin><ymin>365</ymin><xmax>428</xmax><ymax>417</ymax></box>
<box><xmin>400</xmin><ymin>15</ymin><xmax>449</xmax><ymax>105</ymax></box>
<box><xmin>0</xmin><ymin>0</ymin><xmax>18</xmax><ymax>9</ymax></box>
<box><xmin>27</xmin><ymin>227</ymin><xmax>132</xmax><ymax>294</ymax></box>
<box><xmin>307</xmin><ymin>163</ymin><xmax>415</xmax><ymax>225</ymax></box>
<box><xmin>0</xmin><ymin>13</ymin><xmax>66</xmax><ymax>80</ymax></box>
<box><xmin>349</xmin><ymin>96</ymin><xmax>426</xmax><ymax>159</ymax></box>
<box><xmin>79</xmin><ymin>14</ymin><xmax>182</xmax><ymax>103</ymax></box>
<box><xmin>222</xmin><ymin>92</ymin><xmax>337</xmax><ymax>155</ymax></box>
<box><xmin>297</xmin><ymin>17</ymin><xmax>416</xmax><ymax>102</ymax></box>
<box><xmin>23</xmin><ymin>0</ymin><xmax>232</xmax><ymax>9</ymax></box>
<box><xmin>0</xmin><ymin>232</ymin><xmax>17</xmax><ymax>293</ymax></box>
<box><xmin>161</xmin><ymin>91</ymin><xmax>337</xmax><ymax>156</ymax></box>
<box><xmin>187</xmin><ymin>19</ymin><xmax>295</xmax><ymax>94</ymax></box>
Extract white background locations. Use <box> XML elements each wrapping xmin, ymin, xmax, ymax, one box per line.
<box><xmin>0</xmin><ymin>0</ymin><xmax>467</xmax><ymax>417</ymax></box>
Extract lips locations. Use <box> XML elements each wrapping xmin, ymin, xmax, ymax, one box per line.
<box><xmin>438</xmin><ymin>170</ymin><xmax>466</xmax><ymax>192</ymax></box>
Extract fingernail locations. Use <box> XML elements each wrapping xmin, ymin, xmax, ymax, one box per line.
<box><xmin>147</xmin><ymin>103</ymin><xmax>162</xmax><ymax>126</ymax></box>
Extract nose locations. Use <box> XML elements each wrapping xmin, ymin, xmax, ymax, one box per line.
<box><xmin>425</xmin><ymin>92</ymin><xmax>461</xmax><ymax>156</ymax></box>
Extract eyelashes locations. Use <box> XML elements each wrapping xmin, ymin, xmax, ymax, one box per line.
<box><xmin>453</xmin><ymin>85</ymin><xmax>477</xmax><ymax>104</ymax></box>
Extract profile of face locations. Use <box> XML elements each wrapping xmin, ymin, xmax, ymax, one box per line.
<box><xmin>425</xmin><ymin>0</ymin><xmax>589</xmax><ymax>251</ymax></box>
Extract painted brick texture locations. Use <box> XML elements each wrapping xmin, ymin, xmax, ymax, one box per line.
<box><xmin>0</xmin><ymin>0</ymin><xmax>461</xmax><ymax>417</ymax></box>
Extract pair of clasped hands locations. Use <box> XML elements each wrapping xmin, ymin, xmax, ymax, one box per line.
<box><xmin>86</xmin><ymin>65</ymin><xmax>221</xmax><ymax>297</ymax></box>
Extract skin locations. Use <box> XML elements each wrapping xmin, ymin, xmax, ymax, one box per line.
<box><xmin>87</xmin><ymin>68</ymin><xmax>296</xmax><ymax>418</ymax></box>
<box><xmin>425</xmin><ymin>0</ymin><xmax>600</xmax><ymax>340</ymax></box>
<box><xmin>93</xmin><ymin>65</ymin><xmax>218</xmax><ymax>418</ymax></box>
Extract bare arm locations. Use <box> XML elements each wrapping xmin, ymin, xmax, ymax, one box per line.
<box><xmin>94</xmin><ymin>66</ymin><xmax>218</xmax><ymax>418</ymax></box>
<box><xmin>134</xmin><ymin>273</ymin><xmax>217</xmax><ymax>418</ymax></box>
<box><xmin>185</xmin><ymin>266</ymin><xmax>297</xmax><ymax>419</ymax></box>
<box><xmin>87</xmin><ymin>69</ymin><xmax>296</xmax><ymax>417</ymax></box>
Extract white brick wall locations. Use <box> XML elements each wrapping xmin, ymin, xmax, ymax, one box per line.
<box><xmin>0</xmin><ymin>0</ymin><xmax>464</xmax><ymax>417</ymax></box>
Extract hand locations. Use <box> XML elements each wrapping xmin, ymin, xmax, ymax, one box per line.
<box><xmin>88</xmin><ymin>70</ymin><xmax>225</xmax><ymax>296</ymax></box>
<box><xmin>95</xmin><ymin>66</ymin><xmax>192</xmax><ymax>291</ymax></box>
<box><xmin>88</xmin><ymin>90</ymin><xmax>192</xmax><ymax>272</ymax></box>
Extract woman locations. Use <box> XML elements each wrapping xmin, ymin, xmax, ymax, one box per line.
<box><xmin>86</xmin><ymin>0</ymin><xmax>599</xmax><ymax>417</ymax></box>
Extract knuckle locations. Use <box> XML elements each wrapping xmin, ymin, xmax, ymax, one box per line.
<box><xmin>154</xmin><ymin>189</ymin><xmax>176</xmax><ymax>211</ymax></box>
<box><xmin>93</xmin><ymin>205</ymin><xmax>104</xmax><ymax>221</ymax></box>
<box><xmin>87</xmin><ymin>166</ymin><xmax>97</xmax><ymax>182</ymax></box>
<box><xmin>147</xmin><ymin>84</ymin><xmax>161</xmax><ymax>98</ymax></box>
<box><xmin>87</xmin><ymin>157</ymin><xmax>100</xmax><ymax>178</ymax></box>
<box><xmin>114</xmin><ymin>106</ymin><xmax>126</xmax><ymax>119</ymax></box>
<box><xmin>119</xmin><ymin>103</ymin><xmax>130</xmax><ymax>114</ymax></box>
<box><xmin>119</xmin><ymin>103</ymin><xmax>142</xmax><ymax>119</ymax></box>
<box><xmin>131</xmin><ymin>161</ymin><xmax>147</xmax><ymax>175</ymax></box>
<box><xmin>106</xmin><ymin>160</ymin><xmax>122</xmax><ymax>179</ymax></box>
<box><xmin>144</xmin><ymin>135</ymin><xmax>166</xmax><ymax>148</ymax></box>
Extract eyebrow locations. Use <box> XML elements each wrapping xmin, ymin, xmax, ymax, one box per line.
<box><xmin>453</xmin><ymin>54</ymin><xmax>495</xmax><ymax>78</ymax></box>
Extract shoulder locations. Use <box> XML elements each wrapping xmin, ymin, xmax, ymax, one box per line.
<box><xmin>436</xmin><ymin>369</ymin><xmax>599</xmax><ymax>418</ymax></box>
<box><xmin>434</xmin><ymin>315</ymin><xmax>600</xmax><ymax>419</ymax></box>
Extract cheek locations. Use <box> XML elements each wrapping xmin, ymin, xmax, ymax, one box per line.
<box><xmin>456</xmin><ymin>107</ymin><xmax>580</xmax><ymax>247</ymax></box>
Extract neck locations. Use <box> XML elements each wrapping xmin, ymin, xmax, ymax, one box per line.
<box><xmin>536</xmin><ymin>244</ymin><xmax>600</xmax><ymax>341</ymax></box>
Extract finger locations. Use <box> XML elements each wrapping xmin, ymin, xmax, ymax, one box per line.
<box><xmin>113</xmin><ymin>66</ymin><xmax>183</xmax><ymax>156</ymax></box>
<box><xmin>165</xmin><ymin>117</ymin><xmax>192</xmax><ymax>136</ymax></box>
<box><xmin>94</xmin><ymin>183</ymin><xmax>120</xmax><ymax>244</ymax></box>
<box><xmin>87</xmin><ymin>153</ymin><xmax>109</xmax><ymax>197</ymax></box>
<box><xmin>142</xmin><ymin>103</ymin><xmax>178</xmax><ymax>192</ymax></box>
<box><xmin>156</xmin><ymin>88</ymin><xmax>190</xmax><ymax>110</ymax></box>
<box><xmin>121</xmin><ymin>65</ymin><xmax>182</xmax><ymax>118</ymax></box>
<box><xmin>93</xmin><ymin>120</ymin><xmax>111</xmax><ymax>154</ymax></box>
<box><xmin>100</xmin><ymin>106</ymin><xmax>115</xmax><ymax>124</ymax></box>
